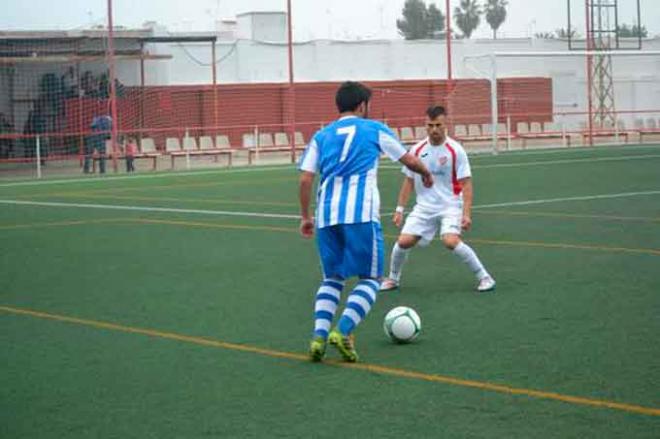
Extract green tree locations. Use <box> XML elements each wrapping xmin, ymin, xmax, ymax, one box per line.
<box><xmin>426</xmin><ymin>3</ymin><xmax>446</xmax><ymax>39</ymax></box>
<box><xmin>555</xmin><ymin>27</ymin><xmax>578</xmax><ymax>39</ymax></box>
<box><xmin>534</xmin><ymin>31</ymin><xmax>555</xmax><ymax>39</ymax></box>
<box><xmin>397</xmin><ymin>0</ymin><xmax>446</xmax><ymax>40</ymax></box>
<box><xmin>454</xmin><ymin>0</ymin><xmax>482</xmax><ymax>39</ymax></box>
<box><xmin>397</xmin><ymin>0</ymin><xmax>429</xmax><ymax>40</ymax></box>
<box><xmin>485</xmin><ymin>0</ymin><xmax>507</xmax><ymax>39</ymax></box>
<box><xmin>618</xmin><ymin>23</ymin><xmax>648</xmax><ymax>38</ymax></box>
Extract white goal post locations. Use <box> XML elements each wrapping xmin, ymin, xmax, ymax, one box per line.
<box><xmin>463</xmin><ymin>50</ymin><xmax>660</xmax><ymax>153</ymax></box>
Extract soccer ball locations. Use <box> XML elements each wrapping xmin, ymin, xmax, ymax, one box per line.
<box><xmin>383</xmin><ymin>306</ymin><xmax>421</xmax><ymax>343</ymax></box>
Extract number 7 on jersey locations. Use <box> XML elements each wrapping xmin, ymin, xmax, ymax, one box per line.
<box><xmin>337</xmin><ymin>126</ymin><xmax>356</xmax><ymax>162</ymax></box>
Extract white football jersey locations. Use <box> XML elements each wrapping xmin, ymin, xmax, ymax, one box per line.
<box><xmin>402</xmin><ymin>136</ymin><xmax>471</xmax><ymax>216</ymax></box>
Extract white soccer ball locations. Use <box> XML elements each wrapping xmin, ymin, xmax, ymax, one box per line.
<box><xmin>383</xmin><ymin>306</ymin><xmax>421</xmax><ymax>343</ymax></box>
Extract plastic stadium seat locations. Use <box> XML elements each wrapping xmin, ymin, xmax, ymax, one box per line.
<box><xmin>468</xmin><ymin>124</ymin><xmax>482</xmax><ymax>136</ymax></box>
<box><xmin>646</xmin><ymin>118</ymin><xmax>657</xmax><ymax>129</ymax></box>
<box><xmin>453</xmin><ymin>125</ymin><xmax>468</xmax><ymax>137</ymax></box>
<box><xmin>517</xmin><ymin>122</ymin><xmax>529</xmax><ymax>134</ymax></box>
<box><xmin>294</xmin><ymin>132</ymin><xmax>306</xmax><ymax>146</ymax></box>
<box><xmin>633</xmin><ymin>118</ymin><xmax>644</xmax><ymax>129</ymax></box>
<box><xmin>544</xmin><ymin>122</ymin><xmax>560</xmax><ymax>132</ymax></box>
<box><xmin>399</xmin><ymin>127</ymin><xmax>415</xmax><ymax>143</ymax></box>
<box><xmin>182</xmin><ymin>136</ymin><xmax>198</xmax><ymax>151</ymax></box>
<box><xmin>414</xmin><ymin>126</ymin><xmax>426</xmax><ymax>139</ymax></box>
<box><xmin>166</xmin><ymin>138</ymin><xmax>181</xmax><ymax>152</ymax></box>
<box><xmin>242</xmin><ymin>133</ymin><xmax>256</xmax><ymax>148</ymax></box>
<box><xmin>216</xmin><ymin>135</ymin><xmax>231</xmax><ymax>149</ymax></box>
<box><xmin>140</xmin><ymin>137</ymin><xmax>157</xmax><ymax>153</ymax></box>
<box><xmin>258</xmin><ymin>133</ymin><xmax>274</xmax><ymax>147</ymax></box>
<box><xmin>530</xmin><ymin>122</ymin><xmax>543</xmax><ymax>133</ymax></box>
<box><xmin>199</xmin><ymin>136</ymin><xmax>215</xmax><ymax>150</ymax></box>
<box><xmin>482</xmin><ymin>123</ymin><xmax>507</xmax><ymax>135</ymax></box>
<box><xmin>274</xmin><ymin>132</ymin><xmax>289</xmax><ymax>147</ymax></box>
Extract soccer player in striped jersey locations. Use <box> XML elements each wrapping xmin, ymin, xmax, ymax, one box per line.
<box><xmin>299</xmin><ymin>81</ymin><xmax>433</xmax><ymax>362</ymax></box>
<box><xmin>380</xmin><ymin>105</ymin><xmax>496</xmax><ymax>293</ymax></box>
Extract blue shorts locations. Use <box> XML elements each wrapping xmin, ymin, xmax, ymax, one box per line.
<box><xmin>316</xmin><ymin>222</ymin><xmax>383</xmax><ymax>280</ymax></box>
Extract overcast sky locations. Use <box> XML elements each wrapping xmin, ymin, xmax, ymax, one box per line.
<box><xmin>2</xmin><ymin>0</ymin><xmax>659</xmax><ymax>40</ymax></box>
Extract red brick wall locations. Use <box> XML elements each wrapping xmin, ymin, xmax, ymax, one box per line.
<box><xmin>65</xmin><ymin>77</ymin><xmax>552</xmax><ymax>149</ymax></box>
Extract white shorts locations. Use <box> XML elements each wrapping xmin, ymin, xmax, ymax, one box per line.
<box><xmin>400</xmin><ymin>208</ymin><xmax>461</xmax><ymax>247</ymax></box>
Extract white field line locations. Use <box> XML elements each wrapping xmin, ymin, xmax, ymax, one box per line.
<box><xmin>0</xmin><ymin>199</ymin><xmax>300</xmax><ymax>219</ymax></box>
<box><xmin>472</xmin><ymin>191</ymin><xmax>660</xmax><ymax>209</ymax></box>
<box><xmin>1</xmin><ymin>190</ymin><xmax>659</xmax><ymax>220</ymax></box>
<box><xmin>472</xmin><ymin>154</ymin><xmax>660</xmax><ymax>170</ymax></box>
<box><xmin>0</xmin><ymin>164</ymin><xmax>293</xmax><ymax>188</ymax></box>
<box><xmin>467</xmin><ymin>144</ymin><xmax>660</xmax><ymax>158</ymax></box>
<box><xmin>380</xmin><ymin>153</ymin><xmax>660</xmax><ymax>170</ymax></box>
<box><xmin>1</xmin><ymin>145</ymin><xmax>659</xmax><ymax>188</ymax></box>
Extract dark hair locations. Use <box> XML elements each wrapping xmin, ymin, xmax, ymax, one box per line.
<box><xmin>426</xmin><ymin>105</ymin><xmax>447</xmax><ymax>119</ymax></box>
<box><xmin>336</xmin><ymin>81</ymin><xmax>372</xmax><ymax>113</ymax></box>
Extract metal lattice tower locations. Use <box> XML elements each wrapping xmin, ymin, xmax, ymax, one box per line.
<box><xmin>588</xmin><ymin>0</ymin><xmax>618</xmax><ymax>127</ymax></box>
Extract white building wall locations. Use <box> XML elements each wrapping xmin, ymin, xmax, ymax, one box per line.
<box><xmin>5</xmin><ymin>35</ymin><xmax>656</xmax><ymax>130</ymax></box>
<box><xmin>236</xmin><ymin>12</ymin><xmax>286</xmax><ymax>42</ymax></box>
<box><xmin>144</xmin><ymin>37</ymin><xmax>660</xmax><ymax>83</ymax></box>
<box><xmin>142</xmin><ymin>37</ymin><xmax>660</xmax><ymax>127</ymax></box>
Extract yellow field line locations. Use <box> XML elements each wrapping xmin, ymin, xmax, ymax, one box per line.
<box><xmin>74</xmin><ymin>176</ymin><xmax>297</xmax><ymax>194</ymax></box>
<box><xmin>16</xmin><ymin>193</ymin><xmax>660</xmax><ymax>223</ymax></box>
<box><xmin>14</xmin><ymin>176</ymin><xmax>297</xmax><ymax>200</ymax></box>
<box><xmin>124</xmin><ymin>218</ymin><xmax>660</xmax><ymax>257</ymax></box>
<box><xmin>469</xmin><ymin>238</ymin><xmax>660</xmax><ymax>257</ymax></box>
<box><xmin>39</xmin><ymin>192</ymin><xmax>298</xmax><ymax>208</ymax></box>
<box><xmin>2</xmin><ymin>214</ymin><xmax>656</xmax><ymax>257</ymax></box>
<box><xmin>476</xmin><ymin>209</ymin><xmax>660</xmax><ymax>223</ymax></box>
<box><xmin>0</xmin><ymin>218</ymin><xmax>128</xmax><ymax>231</ymax></box>
<box><xmin>131</xmin><ymin>218</ymin><xmax>299</xmax><ymax>233</ymax></box>
<box><xmin>2</xmin><ymin>304</ymin><xmax>658</xmax><ymax>417</ymax></box>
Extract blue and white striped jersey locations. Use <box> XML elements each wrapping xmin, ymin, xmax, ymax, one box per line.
<box><xmin>298</xmin><ymin>116</ymin><xmax>407</xmax><ymax>228</ymax></box>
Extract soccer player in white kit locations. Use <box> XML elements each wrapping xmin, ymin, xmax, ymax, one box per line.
<box><xmin>380</xmin><ymin>105</ymin><xmax>496</xmax><ymax>293</ymax></box>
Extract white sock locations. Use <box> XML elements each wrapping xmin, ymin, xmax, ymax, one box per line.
<box><xmin>452</xmin><ymin>242</ymin><xmax>489</xmax><ymax>280</ymax></box>
<box><xmin>313</xmin><ymin>278</ymin><xmax>344</xmax><ymax>339</ymax></box>
<box><xmin>389</xmin><ymin>243</ymin><xmax>410</xmax><ymax>282</ymax></box>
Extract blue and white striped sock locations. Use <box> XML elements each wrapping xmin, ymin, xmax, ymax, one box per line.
<box><xmin>313</xmin><ymin>278</ymin><xmax>344</xmax><ymax>339</ymax></box>
<box><xmin>337</xmin><ymin>278</ymin><xmax>379</xmax><ymax>336</ymax></box>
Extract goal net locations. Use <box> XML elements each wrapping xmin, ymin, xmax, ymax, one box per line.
<box><xmin>463</xmin><ymin>48</ymin><xmax>660</xmax><ymax>152</ymax></box>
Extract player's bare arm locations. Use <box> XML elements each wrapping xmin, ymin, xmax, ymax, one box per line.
<box><xmin>460</xmin><ymin>177</ymin><xmax>473</xmax><ymax>231</ymax></box>
<box><xmin>399</xmin><ymin>153</ymin><xmax>433</xmax><ymax>188</ymax></box>
<box><xmin>393</xmin><ymin>177</ymin><xmax>414</xmax><ymax>227</ymax></box>
<box><xmin>299</xmin><ymin>171</ymin><xmax>315</xmax><ymax>238</ymax></box>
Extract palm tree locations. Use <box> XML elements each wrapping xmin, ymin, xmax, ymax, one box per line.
<box><xmin>485</xmin><ymin>0</ymin><xmax>508</xmax><ymax>39</ymax></box>
<box><xmin>454</xmin><ymin>0</ymin><xmax>482</xmax><ymax>39</ymax></box>
<box><xmin>555</xmin><ymin>27</ymin><xmax>578</xmax><ymax>39</ymax></box>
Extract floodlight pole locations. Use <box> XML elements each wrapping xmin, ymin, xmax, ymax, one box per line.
<box><xmin>490</xmin><ymin>54</ymin><xmax>498</xmax><ymax>155</ymax></box>
<box><xmin>446</xmin><ymin>0</ymin><xmax>453</xmax><ymax>83</ymax></box>
<box><xmin>287</xmin><ymin>0</ymin><xmax>297</xmax><ymax>163</ymax></box>
<box><xmin>445</xmin><ymin>0</ymin><xmax>454</xmax><ymax>126</ymax></box>
<box><xmin>212</xmin><ymin>40</ymin><xmax>218</xmax><ymax>132</ymax></box>
<box><xmin>107</xmin><ymin>0</ymin><xmax>119</xmax><ymax>172</ymax></box>
<box><xmin>585</xmin><ymin>0</ymin><xmax>594</xmax><ymax>146</ymax></box>
<box><xmin>139</xmin><ymin>42</ymin><xmax>146</xmax><ymax>142</ymax></box>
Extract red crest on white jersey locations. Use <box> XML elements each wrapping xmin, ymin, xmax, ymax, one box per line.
<box><xmin>438</xmin><ymin>156</ymin><xmax>448</xmax><ymax>166</ymax></box>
